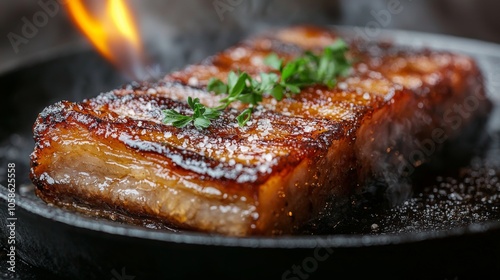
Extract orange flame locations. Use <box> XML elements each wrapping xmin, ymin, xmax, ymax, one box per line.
<box><xmin>66</xmin><ymin>0</ymin><xmax>146</xmax><ymax>79</ymax></box>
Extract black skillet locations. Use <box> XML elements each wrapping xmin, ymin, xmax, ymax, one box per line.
<box><xmin>1</xmin><ymin>27</ymin><xmax>500</xmax><ymax>280</ymax></box>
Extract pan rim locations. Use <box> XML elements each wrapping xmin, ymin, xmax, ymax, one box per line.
<box><xmin>2</xmin><ymin>183</ymin><xmax>500</xmax><ymax>249</ymax></box>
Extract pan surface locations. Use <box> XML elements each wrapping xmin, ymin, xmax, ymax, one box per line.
<box><xmin>1</xmin><ymin>27</ymin><xmax>500</xmax><ymax>279</ymax></box>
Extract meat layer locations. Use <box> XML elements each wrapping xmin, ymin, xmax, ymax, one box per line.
<box><xmin>30</xmin><ymin>26</ymin><xmax>491</xmax><ymax>236</ymax></box>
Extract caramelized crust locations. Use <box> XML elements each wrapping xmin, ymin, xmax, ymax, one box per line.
<box><xmin>30</xmin><ymin>25</ymin><xmax>491</xmax><ymax>236</ymax></box>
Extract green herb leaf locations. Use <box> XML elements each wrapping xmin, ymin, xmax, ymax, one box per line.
<box><xmin>270</xmin><ymin>84</ymin><xmax>284</xmax><ymax>101</ymax></box>
<box><xmin>258</xmin><ymin>72</ymin><xmax>279</xmax><ymax>92</ymax></box>
<box><xmin>227</xmin><ymin>71</ymin><xmax>238</xmax><ymax>89</ymax></box>
<box><xmin>329</xmin><ymin>38</ymin><xmax>348</xmax><ymax>52</ymax></box>
<box><xmin>281</xmin><ymin>62</ymin><xmax>297</xmax><ymax>81</ymax></box>
<box><xmin>203</xmin><ymin>107</ymin><xmax>222</xmax><ymax>119</ymax></box>
<box><xmin>187</xmin><ymin>96</ymin><xmax>195</xmax><ymax>109</ymax></box>
<box><xmin>162</xmin><ymin>97</ymin><xmax>221</xmax><ymax>130</ymax></box>
<box><xmin>264</xmin><ymin>53</ymin><xmax>282</xmax><ymax>70</ymax></box>
<box><xmin>171</xmin><ymin>116</ymin><xmax>193</xmax><ymax>128</ymax></box>
<box><xmin>236</xmin><ymin>108</ymin><xmax>253</xmax><ymax>127</ymax></box>
<box><xmin>194</xmin><ymin>117</ymin><xmax>211</xmax><ymax>129</ymax></box>
<box><xmin>207</xmin><ymin>78</ymin><xmax>228</xmax><ymax>94</ymax></box>
<box><xmin>285</xmin><ymin>84</ymin><xmax>301</xmax><ymax>94</ymax></box>
<box><xmin>229</xmin><ymin>72</ymin><xmax>248</xmax><ymax>98</ymax></box>
<box><xmin>162</xmin><ymin>109</ymin><xmax>186</xmax><ymax>124</ymax></box>
<box><xmin>237</xmin><ymin>91</ymin><xmax>262</xmax><ymax>105</ymax></box>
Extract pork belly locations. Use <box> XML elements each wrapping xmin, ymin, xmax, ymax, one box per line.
<box><xmin>30</xmin><ymin>26</ymin><xmax>491</xmax><ymax>236</ymax></box>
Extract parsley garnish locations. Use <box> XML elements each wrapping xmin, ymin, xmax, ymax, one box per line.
<box><xmin>162</xmin><ymin>39</ymin><xmax>351</xmax><ymax>129</ymax></box>
<box><xmin>162</xmin><ymin>97</ymin><xmax>221</xmax><ymax>129</ymax></box>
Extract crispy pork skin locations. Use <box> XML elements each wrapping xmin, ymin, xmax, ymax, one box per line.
<box><xmin>30</xmin><ymin>26</ymin><xmax>491</xmax><ymax>236</ymax></box>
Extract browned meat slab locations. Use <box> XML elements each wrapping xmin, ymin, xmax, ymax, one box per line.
<box><xmin>30</xmin><ymin>26</ymin><xmax>491</xmax><ymax>236</ymax></box>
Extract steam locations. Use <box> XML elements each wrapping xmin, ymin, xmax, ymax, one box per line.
<box><xmin>131</xmin><ymin>0</ymin><xmax>341</xmax><ymax>77</ymax></box>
